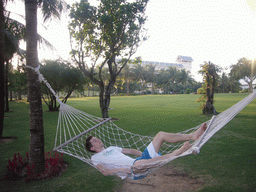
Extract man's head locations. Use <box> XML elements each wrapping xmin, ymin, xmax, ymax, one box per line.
<box><xmin>85</xmin><ymin>135</ymin><xmax>104</xmax><ymax>153</ymax></box>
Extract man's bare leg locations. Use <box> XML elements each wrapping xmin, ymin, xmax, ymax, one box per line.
<box><xmin>133</xmin><ymin>141</ymin><xmax>192</xmax><ymax>169</ymax></box>
<box><xmin>152</xmin><ymin>123</ymin><xmax>207</xmax><ymax>153</ymax></box>
<box><xmin>169</xmin><ymin>141</ymin><xmax>192</xmax><ymax>157</ymax></box>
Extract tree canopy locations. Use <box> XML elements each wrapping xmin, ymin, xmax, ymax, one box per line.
<box><xmin>230</xmin><ymin>57</ymin><xmax>256</xmax><ymax>92</ymax></box>
<box><xmin>40</xmin><ymin>59</ymin><xmax>88</xmax><ymax>111</ymax></box>
<box><xmin>69</xmin><ymin>0</ymin><xmax>148</xmax><ymax>118</ymax></box>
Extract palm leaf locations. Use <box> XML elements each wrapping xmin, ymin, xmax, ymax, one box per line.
<box><xmin>5</xmin><ymin>9</ymin><xmax>57</xmax><ymax>52</ymax></box>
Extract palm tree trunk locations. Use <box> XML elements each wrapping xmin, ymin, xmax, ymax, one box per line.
<box><xmin>5</xmin><ymin>59</ymin><xmax>9</xmax><ymax>112</ymax></box>
<box><xmin>25</xmin><ymin>0</ymin><xmax>45</xmax><ymax>175</ymax></box>
<box><xmin>0</xmin><ymin>0</ymin><xmax>5</xmax><ymax>138</ymax></box>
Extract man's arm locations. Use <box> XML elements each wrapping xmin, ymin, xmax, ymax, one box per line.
<box><xmin>121</xmin><ymin>148</ymin><xmax>142</xmax><ymax>157</ymax></box>
<box><xmin>95</xmin><ymin>164</ymin><xmax>132</xmax><ymax>176</ymax></box>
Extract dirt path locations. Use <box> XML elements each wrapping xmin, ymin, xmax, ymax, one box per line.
<box><xmin>118</xmin><ymin>165</ymin><xmax>209</xmax><ymax>192</ymax></box>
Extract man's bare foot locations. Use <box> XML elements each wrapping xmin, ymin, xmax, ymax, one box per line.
<box><xmin>192</xmin><ymin>123</ymin><xmax>207</xmax><ymax>141</ymax></box>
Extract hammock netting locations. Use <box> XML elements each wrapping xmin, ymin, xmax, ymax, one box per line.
<box><xmin>27</xmin><ymin>65</ymin><xmax>256</xmax><ymax>179</ymax></box>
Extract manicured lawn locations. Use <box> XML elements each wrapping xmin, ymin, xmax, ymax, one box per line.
<box><xmin>1</xmin><ymin>93</ymin><xmax>255</xmax><ymax>191</ymax></box>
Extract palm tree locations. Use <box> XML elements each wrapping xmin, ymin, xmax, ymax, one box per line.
<box><xmin>0</xmin><ymin>0</ymin><xmax>5</xmax><ymax>138</ymax></box>
<box><xmin>228</xmin><ymin>73</ymin><xmax>241</xmax><ymax>93</ymax></box>
<box><xmin>219</xmin><ymin>72</ymin><xmax>229</xmax><ymax>93</ymax></box>
<box><xmin>146</xmin><ymin>64</ymin><xmax>156</xmax><ymax>94</ymax></box>
<box><xmin>167</xmin><ymin>66</ymin><xmax>178</xmax><ymax>93</ymax></box>
<box><xmin>121</xmin><ymin>58</ymin><xmax>142</xmax><ymax>95</ymax></box>
<box><xmin>122</xmin><ymin>63</ymin><xmax>132</xmax><ymax>95</ymax></box>
<box><xmin>155</xmin><ymin>69</ymin><xmax>169</xmax><ymax>94</ymax></box>
<box><xmin>199</xmin><ymin>61</ymin><xmax>220</xmax><ymax>115</ymax></box>
<box><xmin>25</xmin><ymin>0</ymin><xmax>65</xmax><ymax>175</ymax></box>
<box><xmin>4</xmin><ymin>12</ymin><xmax>26</xmax><ymax>112</ymax></box>
<box><xmin>178</xmin><ymin>69</ymin><xmax>190</xmax><ymax>93</ymax></box>
<box><xmin>131</xmin><ymin>63</ymin><xmax>146</xmax><ymax>94</ymax></box>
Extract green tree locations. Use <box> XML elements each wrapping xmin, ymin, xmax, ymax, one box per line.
<box><xmin>69</xmin><ymin>0</ymin><xmax>148</xmax><ymax>118</ymax></box>
<box><xmin>3</xmin><ymin>9</ymin><xmax>56</xmax><ymax>112</ymax></box>
<box><xmin>167</xmin><ymin>66</ymin><xmax>179</xmax><ymax>93</ymax></box>
<box><xmin>120</xmin><ymin>57</ymin><xmax>142</xmax><ymax>95</ymax></box>
<box><xmin>178</xmin><ymin>69</ymin><xmax>191</xmax><ymax>93</ymax></box>
<box><xmin>198</xmin><ymin>61</ymin><xmax>220</xmax><ymax>115</ymax></box>
<box><xmin>25</xmin><ymin>0</ymin><xmax>65</xmax><ymax>175</ymax></box>
<box><xmin>41</xmin><ymin>60</ymin><xmax>88</xmax><ymax>111</ymax></box>
<box><xmin>230</xmin><ymin>57</ymin><xmax>256</xmax><ymax>92</ymax></box>
<box><xmin>190</xmin><ymin>81</ymin><xmax>203</xmax><ymax>93</ymax></box>
<box><xmin>11</xmin><ymin>64</ymin><xmax>28</xmax><ymax>100</ymax></box>
<box><xmin>118</xmin><ymin>59</ymin><xmax>131</xmax><ymax>95</ymax></box>
<box><xmin>131</xmin><ymin>60</ymin><xmax>146</xmax><ymax>93</ymax></box>
<box><xmin>219</xmin><ymin>72</ymin><xmax>229</xmax><ymax>93</ymax></box>
<box><xmin>228</xmin><ymin>72</ymin><xmax>241</xmax><ymax>93</ymax></box>
<box><xmin>145</xmin><ymin>63</ymin><xmax>156</xmax><ymax>94</ymax></box>
<box><xmin>4</xmin><ymin>12</ymin><xmax>26</xmax><ymax>112</ymax></box>
<box><xmin>156</xmin><ymin>69</ymin><xmax>169</xmax><ymax>94</ymax></box>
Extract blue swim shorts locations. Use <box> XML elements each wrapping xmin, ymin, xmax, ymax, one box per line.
<box><xmin>132</xmin><ymin>142</ymin><xmax>161</xmax><ymax>180</ymax></box>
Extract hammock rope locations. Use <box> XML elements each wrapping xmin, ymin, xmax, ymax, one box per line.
<box><xmin>26</xmin><ymin>65</ymin><xmax>256</xmax><ymax>179</ymax></box>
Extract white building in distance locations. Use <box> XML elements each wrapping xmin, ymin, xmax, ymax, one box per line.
<box><xmin>141</xmin><ymin>55</ymin><xmax>193</xmax><ymax>72</ymax></box>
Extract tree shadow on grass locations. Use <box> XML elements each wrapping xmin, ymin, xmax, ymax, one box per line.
<box><xmin>0</xmin><ymin>137</ymin><xmax>17</xmax><ymax>144</ymax></box>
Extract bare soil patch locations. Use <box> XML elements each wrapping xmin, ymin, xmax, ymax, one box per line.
<box><xmin>119</xmin><ymin>165</ymin><xmax>209</xmax><ymax>192</ymax></box>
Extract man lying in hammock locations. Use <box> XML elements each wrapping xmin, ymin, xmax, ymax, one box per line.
<box><xmin>85</xmin><ymin>123</ymin><xmax>207</xmax><ymax>179</ymax></box>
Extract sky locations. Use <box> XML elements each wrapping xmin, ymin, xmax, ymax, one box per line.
<box><xmin>6</xmin><ymin>0</ymin><xmax>256</xmax><ymax>82</ymax></box>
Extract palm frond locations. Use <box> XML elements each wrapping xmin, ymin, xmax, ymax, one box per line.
<box><xmin>40</xmin><ymin>0</ymin><xmax>68</xmax><ymax>22</ymax></box>
<box><xmin>4</xmin><ymin>29</ymin><xmax>19</xmax><ymax>59</ymax></box>
<box><xmin>37</xmin><ymin>33</ymin><xmax>56</xmax><ymax>51</ymax></box>
<box><xmin>5</xmin><ymin>9</ymin><xmax>57</xmax><ymax>51</ymax></box>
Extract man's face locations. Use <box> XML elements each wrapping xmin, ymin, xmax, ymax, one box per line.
<box><xmin>90</xmin><ymin>137</ymin><xmax>103</xmax><ymax>151</ymax></box>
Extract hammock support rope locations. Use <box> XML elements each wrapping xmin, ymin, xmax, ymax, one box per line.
<box><xmin>27</xmin><ymin>65</ymin><xmax>256</xmax><ymax>179</ymax></box>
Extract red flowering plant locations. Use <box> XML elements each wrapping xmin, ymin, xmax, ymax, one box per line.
<box><xmin>6</xmin><ymin>151</ymin><xmax>67</xmax><ymax>182</ymax></box>
<box><xmin>6</xmin><ymin>152</ymin><xmax>29</xmax><ymax>179</ymax></box>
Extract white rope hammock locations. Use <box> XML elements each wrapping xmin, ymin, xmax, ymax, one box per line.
<box><xmin>27</xmin><ymin>65</ymin><xmax>256</xmax><ymax>179</ymax></box>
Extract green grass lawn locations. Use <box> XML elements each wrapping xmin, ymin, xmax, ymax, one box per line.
<box><xmin>1</xmin><ymin>93</ymin><xmax>255</xmax><ymax>191</ymax></box>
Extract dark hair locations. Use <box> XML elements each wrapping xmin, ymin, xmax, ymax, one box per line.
<box><xmin>85</xmin><ymin>135</ymin><xmax>95</xmax><ymax>153</ymax></box>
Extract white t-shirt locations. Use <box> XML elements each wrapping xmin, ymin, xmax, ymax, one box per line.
<box><xmin>91</xmin><ymin>146</ymin><xmax>135</xmax><ymax>179</ymax></box>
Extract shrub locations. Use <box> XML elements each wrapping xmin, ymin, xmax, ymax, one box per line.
<box><xmin>5</xmin><ymin>152</ymin><xmax>67</xmax><ymax>182</ymax></box>
<box><xmin>6</xmin><ymin>152</ymin><xmax>29</xmax><ymax>179</ymax></box>
<box><xmin>197</xmin><ymin>87</ymin><xmax>205</xmax><ymax>94</ymax></box>
<box><xmin>240</xmin><ymin>88</ymin><xmax>249</xmax><ymax>93</ymax></box>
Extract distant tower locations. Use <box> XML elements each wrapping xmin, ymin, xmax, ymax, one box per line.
<box><xmin>176</xmin><ymin>56</ymin><xmax>193</xmax><ymax>72</ymax></box>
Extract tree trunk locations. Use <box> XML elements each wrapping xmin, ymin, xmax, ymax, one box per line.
<box><xmin>203</xmin><ymin>74</ymin><xmax>217</xmax><ymax>115</ymax></box>
<box><xmin>248</xmin><ymin>81</ymin><xmax>253</xmax><ymax>92</ymax></box>
<box><xmin>151</xmin><ymin>83</ymin><xmax>154</xmax><ymax>95</ymax></box>
<box><xmin>10</xmin><ymin>91</ymin><xmax>13</xmax><ymax>101</ymax></box>
<box><xmin>25</xmin><ymin>0</ymin><xmax>45</xmax><ymax>175</ymax></box>
<box><xmin>99</xmin><ymin>83</ymin><xmax>107</xmax><ymax>118</ymax></box>
<box><xmin>0</xmin><ymin>0</ymin><xmax>5</xmax><ymax>138</ymax></box>
<box><xmin>92</xmin><ymin>83</ymin><xmax>95</xmax><ymax>96</ymax></box>
<box><xmin>5</xmin><ymin>60</ymin><xmax>9</xmax><ymax>112</ymax></box>
<box><xmin>18</xmin><ymin>92</ymin><xmax>22</xmax><ymax>100</ymax></box>
<box><xmin>126</xmin><ymin>79</ymin><xmax>130</xmax><ymax>96</ymax></box>
<box><xmin>98</xmin><ymin>78</ymin><xmax>115</xmax><ymax>118</ymax></box>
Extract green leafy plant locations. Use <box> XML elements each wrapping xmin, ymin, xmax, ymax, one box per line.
<box><xmin>6</xmin><ymin>151</ymin><xmax>67</xmax><ymax>182</ymax></box>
